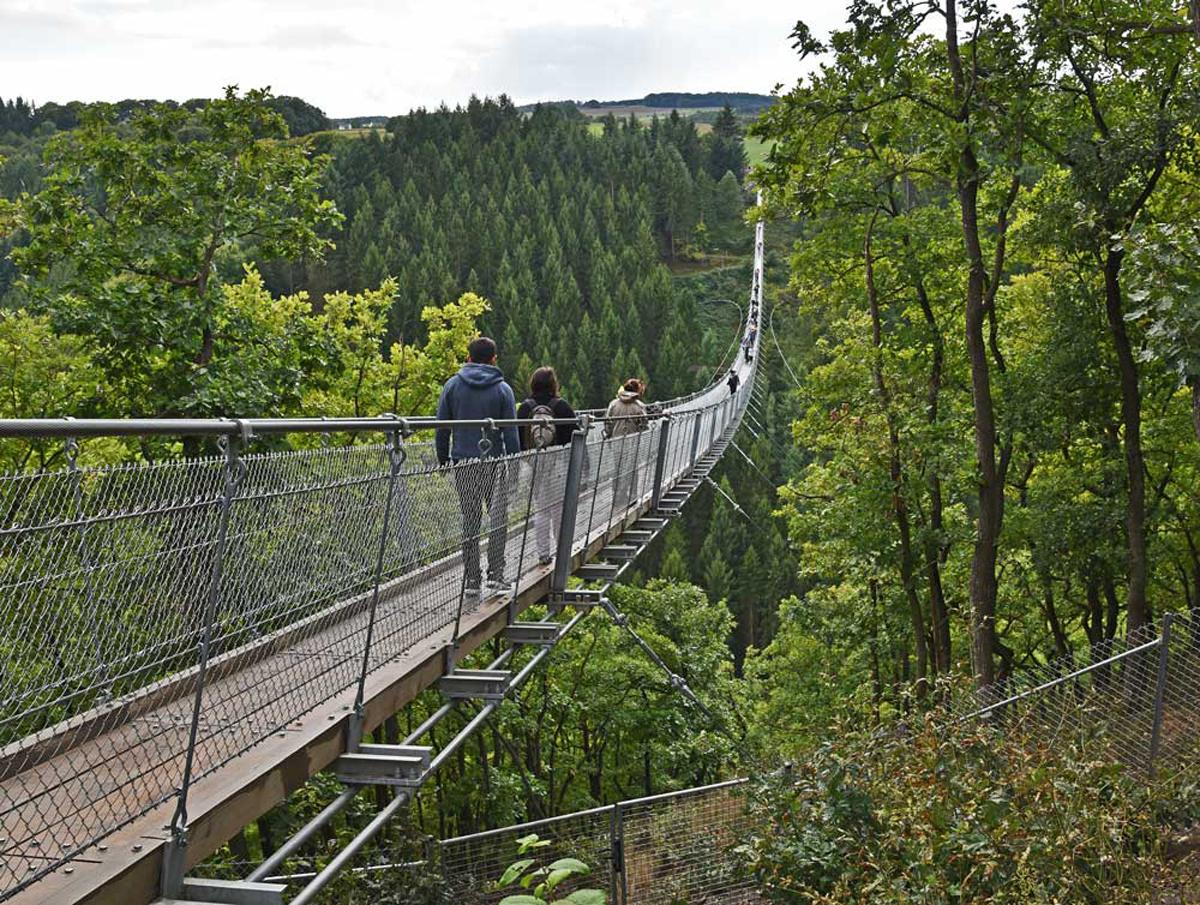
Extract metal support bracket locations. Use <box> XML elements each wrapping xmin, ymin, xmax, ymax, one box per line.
<box><xmin>336</xmin><ymin>745</ymin><xmax>433</xmax><ymax>788</ymax></box>
<box><xmin>438</xmin><ymin>669</ymin><xmax>511</xmax><ymax>701</ymax></box>
<box><xmin>503</xmin><ymin>621</ymin><xmax>561</xmax><ymax>646</ymax></box>
<box><xmin>599</xmin><ymin>544</ymin><xmax>639</xmax><ymax>562</ymax></box>
<box><xmin>173</xmin><ymin>877</ymin><xmax>287</xmax><ymax>905</ymax></box>
<box><xmin>550</xmin><ymin>588</ymin><xmax>605</xmax><ymax>610</ymax></box>
<box><xmin>577</xmin><ymin>562</ymin><xmax>622</xmax><ymax>582</ymax></box>
<box><xmin>160</xmin><ymin>831</ymin><xmax>188</xmax><ymax>900</ymax></box>
<box><xmin>442</xmin><ymin>641</ymin><xmax>460</xmax><ymax>676</ymax></box>
<box><xmin>346</xmin><ymin>710</ymin><xmax>365</xmax><ymax>752</ymax></box>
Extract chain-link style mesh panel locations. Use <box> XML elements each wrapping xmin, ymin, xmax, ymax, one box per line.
<box><xmin>620</xmin><ymin>783</ymin><xmax>758</xmax><ymax>905</ymax></box>
<box><xmin>950</xmin><ymin>615</ymin><xmax>1200</xmax><ymax>776</ymax></box>
<box><xmin>0</xmin><ymin>382</ymin><xmax>750</xmax><ymax>898</ymax></box>
<box><xmin>435</xmin><ymin>808</ymin><xmax>616</xmax><ymax>905</ymax></box>
<box><xmin>228</xmin><ymin>781</ymin><xmax>756</xmax><ymax>904</ymax></box>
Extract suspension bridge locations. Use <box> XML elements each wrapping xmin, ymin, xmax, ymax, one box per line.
<box><xmin>0</xmin><ymin>210</ymin><xmax>765</xmax><ymax>903</ymax></box>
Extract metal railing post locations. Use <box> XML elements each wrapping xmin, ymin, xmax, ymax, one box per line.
<box><xmin>350</xmin><ymin>426</ymin><xmax>407</xmax><ymax>749</ymax></box>
<box><xmin>689</xmin><ymin>411</ymin><xmax>703</xmax><ymax>469</ymax></box>
<box><xmin>552</xmin><ymin>429</ymin><xmax>588</xmax><ymax>593</ymax></box>
<box><xmin>650</xmin><ymin>417</ymin><xmax>672</xmax><ymax>511</ymax></box>
<box><xmin>511</xmin><ymin>451</ymin><xmax>540</xmax><ymax>624</ymax></box>
<box><xmin>1148</xmin><ymin>612</ymin><xmax>1175</xmax><ymax>776</ymax></box>
<box><xmin>163</xmin><ymin>434</ymin><xmax>247</xmax><ymax>897</ymax></box>
<box><xmin>611</xmin><ymin>801</ymin><xmax>626</xmax><ymax>905</ymax></box>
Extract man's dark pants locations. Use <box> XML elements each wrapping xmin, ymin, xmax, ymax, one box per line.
<box><xmin>452</xmin><ymin>459</ymin><xmax>509</xmax><ymax>587</ymax></box>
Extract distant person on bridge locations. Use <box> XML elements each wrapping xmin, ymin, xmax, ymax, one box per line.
<box><xmin>436</xmin><ymin>336</ymin><xmax>520</xmax><ymax>603</ymax></box>
<box><xmin>727</xmin><ymin>369</ymin><xmax>740</xmax><ymax>397</ymax></box>
<box><xmin>517</xmin><ymin>366</ymin><xmax>576</xmax><ymax>565</ymax></box>
<box><xmin>604</xmin><ymin>378</ymin><xmax>649</xmax><ymax>508</ymax></box>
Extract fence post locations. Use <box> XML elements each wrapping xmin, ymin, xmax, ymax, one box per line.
<box><xmin>1148</xmin><ymin>612</ymin><xmax>1175</xmax><ymax>776</ymax></box>
<box><xmin>510</xmin><ymin>451</ymin><xmax>540</xmax><ymax>625</ymax></box>
<box><xmin>349</xmin><ymin>425</ymin><xmax>407</xmax><ymax>749</ymax></box>
<box><xmin>650</xmin><ymin>417</ymin><xmax>672</xmax><ymax>511</ymax></box>
<box><xmin>551</xmin><ymin>429</ymin><xmax>588</xmax><ymax>593</ymax></box>
<box><xmin>162</xmin><ymin>432</ymin><xmax>247</xmax><ymax>898</ymax></box>
<box><xmin>611</xmin><ymin>801</ymin><xmax>626</xmax><ymax>905</ymax></box>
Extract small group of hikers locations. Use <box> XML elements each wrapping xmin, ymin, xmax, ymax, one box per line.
<box><xmin>434</xmin><ymin>336</ymin><xmax>650</xmax><ymax>605</ymax></box>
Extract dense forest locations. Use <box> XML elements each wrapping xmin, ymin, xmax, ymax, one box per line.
<box><xmin>0</xmin><ymin>93</ymin><xmax>750</xmax><ymax>421</ymax></box>
<box><xmin>10</xmin><ymin>0</ymin><xmax>1200</xmax><ymax>898</ymax></box>
<box><xmin>0</xmin><ymin>84</ymin><xmax>807</xmax><ymax>880</ymax></box>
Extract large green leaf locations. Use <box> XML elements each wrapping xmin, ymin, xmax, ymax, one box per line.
<box><xmin>546</xmin><ymin>857</ymin><xmax>591</xmax><ymax>875</ymax></box>
<box><xmin>499</xmin><ymin>895</ymin><xmax>546</xmax><ymax>905</ymax></box>
<box><xmin>562</xmin><ymin>890</ymin><xmax>606</xmax><ymax>905</ymax></box>
<box><xmin>497</xmin><ymin>858</ymin><xmax>536</xmax><ymax>888</ymax></box>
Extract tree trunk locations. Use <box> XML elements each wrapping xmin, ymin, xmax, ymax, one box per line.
<box><xmin>960</xmin><ymin>161</ymin><xmax>1004</xmax><ymax>689</ymax></box>
<box><xmin>909</xmin><ymin>240</ymin><xmax>952</xmax><ymax>674</ymax></box>
<box><xmin>865</xmin><ymin>216</ymin><xmax>928</xmax><ymax>689</ymax></box>
<box><xmin>1103</xmin><ymin>246</ymin><xmax>1148</xmax><ymax>637</ymax></box>
<box><xmin>1102</xmin><ymin>570</ymin><xmax>1121</xmax><ymax>641</ymax></box>
<box><xmin>1041</xmin><ymin>574</ymin><xmax>1071</xmax><ymax>663</ymax></box>
<box><xmin>946</xmin><ymin>0</ymin><xmax>1004</xmax><ymax>689</ymax></box>
<box><xmin>1192</xmin><ymin>380</ymin><xmax>1200</xmax><ymax>444</ymax></box>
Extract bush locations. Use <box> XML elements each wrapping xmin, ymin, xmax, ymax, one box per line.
<box><xmin>738</xmin><ymin>709</ymin><xmax>1191</xmax><ymax>903</ymax></box>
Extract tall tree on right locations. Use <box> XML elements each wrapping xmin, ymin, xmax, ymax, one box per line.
<box><xmin>1021</xmin><ymin>0</ymin><xmax>1200</xmax><ymax>637</ymax></box>
<box><xmin>757</xmin><ymin>1</ymin><xmax>1032</xmax><ymax>687</ymax></box>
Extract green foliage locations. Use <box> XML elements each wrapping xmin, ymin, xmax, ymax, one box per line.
<box><xmin>392</xmin><ymin>580</ymin><xmax>743</xmax><ymax>837</ymax></box>
<box><xmin>11</xmin><ymin>87</ymin><xmax>342</xmax><ymax>418</ymax></box>
<box><xmin>739</xmin><ymin>705</ymin><xmax>1191</xmax><ymax>903</ymax></box>
<box><xmin>492</xmin><ymin>834</ymin><xmax>605</xmax><ymax>905</ymax></box>
<box><xmin>752</xmin><ymin>0</ymin><xmax>1200</xmax><ymax>696</ymax></box>
<box><xmin>0</xmin><ymin>309</ymin><xmax>114</xmax><ymax>470</ymax></box>
<box><xmin>1128</xmin><ymin>221</ymin><xmax>1200</xmax><ymax>392</ymax></box>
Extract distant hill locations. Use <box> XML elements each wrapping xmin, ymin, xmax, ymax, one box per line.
<box><xmin>519</xmin><ymin>92</ymin><xmax>774</xmax><ymax>114</ymax></box>
<box><xmin>330</xmin><ymin>116</ymin><xmax>389</xmax><ymax>129</ymax></box>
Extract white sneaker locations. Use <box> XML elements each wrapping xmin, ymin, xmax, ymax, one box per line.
<box><xmin>486</xmin><ymin>577</ymin><xmax>512</xmax><ymax>595</ymax></box>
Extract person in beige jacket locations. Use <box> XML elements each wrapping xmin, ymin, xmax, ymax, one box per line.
<box><xmin>604</xmin><ymin>379</ymin><xmax>649</xmax><ymax>509</ymax></box>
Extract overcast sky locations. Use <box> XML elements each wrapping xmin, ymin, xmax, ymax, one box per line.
<box><xmin>0</xmin><ymin>1</ymin><xmax>846</xmax><ymax>117</ymax></box>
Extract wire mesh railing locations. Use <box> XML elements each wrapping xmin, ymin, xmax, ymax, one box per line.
<box><xmin>0</xmin><ymin>383</ymin><xmax>756</xmax><ymax>899</ymax></box>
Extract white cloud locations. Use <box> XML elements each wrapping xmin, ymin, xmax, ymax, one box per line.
<box><xmin>0</xmin><ymin>0</ymin><xmax>843</xmax><ymax>116</ymax></box>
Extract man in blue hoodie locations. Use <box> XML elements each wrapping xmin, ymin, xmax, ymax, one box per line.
<box><xmin>436</xmin><ymin>337</ymin><xmax>521</xmax><ymax>600</ymax></box>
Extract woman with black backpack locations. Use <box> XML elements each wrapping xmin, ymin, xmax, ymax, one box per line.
<box><xmin>517</xmin><ymin>367</ymin><xmax>576</xmax><ymax>565</ymax></box>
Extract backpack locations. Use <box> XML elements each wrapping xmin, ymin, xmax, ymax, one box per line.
<box><xmin>527</xmin><ymin>399</ymin><xmax>557</xmax><ymax>449</ymax></box>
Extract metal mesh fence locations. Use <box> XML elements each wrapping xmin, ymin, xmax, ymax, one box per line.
<box><xmin>952</xmin><ymin>612</ymin><xmax>1200</xmax><ymax>776</ymax></box>
<box><xmin>0</xmin><ymin>378</ymin><xmax>753</xmax><ymax>899</ymax></box>
<box><xmin>244</xmin><ymin>780</ymin><xmax>758</xmax><ymax>905</ymax></box>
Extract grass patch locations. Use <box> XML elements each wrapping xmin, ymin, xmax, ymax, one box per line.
<box><xmin>745</xmin><ymin>136</ymin><xmax>773</xmax><ymax>167</ymax></box>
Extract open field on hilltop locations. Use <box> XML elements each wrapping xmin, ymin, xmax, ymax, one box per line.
<box><xmin>578</xmin><ymin>104</ymin><xmax>724</xmax><ymax>119</ymax></box>
<box><xmin>745</xmin><ymin>136</ymin><xmax>772</xmax><ymax>167</ymax></box>
<box><xmin>587</xmin><ymin>118</ymin><xmax>712</xmax><ymax>135</ymax></box>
